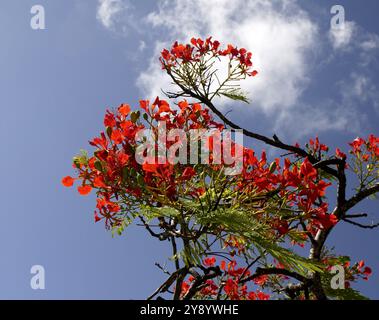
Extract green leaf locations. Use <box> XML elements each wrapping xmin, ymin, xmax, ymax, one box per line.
<box><xmin>122</xmin><ymin>167</ymin><xmax>129</xmax><ymax>180</ymax></box>
<box><xmin>137</xmin><ymin>173</ymin><xmax>145</xmax><ymax>186</ymax></box>
<box><xmin>140</xmin><ymin>205</ymin><xmax>180</xmax><ymax>221</ymax></box>
<box><xmin>220</xmin><ymin>89</ymin><xmax>250</xmax><ymax>103</ymax></box>
<box><xmin>106</xmin><ymin>126</ymin><xmax>113</xmax><ymax>138</ymax></box>
<box><xmin>131</xmin><ymin>111</ymin><xmax>140</xmax><ymax>123</ymax></box>
<box><xmin>180</xmin><ymin>198</ymin><xmax>324</xmax><ymax>276</ymax></box>
<box><xmin>94</xmin><ymin>160</ymin><xmax>103</xmax><ymax>172</ymax></box>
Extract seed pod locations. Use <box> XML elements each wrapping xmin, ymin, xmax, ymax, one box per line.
<box><xmin>269</xmin><ymin>161</ymin><xmax>277</xmax><ymax>173</ymax></box>
<box><xmin>94</xmin><ymin>160</ymin><xmax>103</xmax><ymax>172</ymax></box>
<box><xmin>106</xmin><ymin>126</ymin><xmax>113</xmax><ymax>138</ymax></box>
<box><xmin>131</xmin><ymin>111</ymin><xmax>140</xmax><ymax>123</ymax></box>
<box><xmin>137</xmin><ymin>173</ymin><xmax>145</xmax><ymax>186</ymax></box>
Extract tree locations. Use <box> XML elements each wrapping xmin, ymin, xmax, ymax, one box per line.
<box><xmin>62</xmin><ymin>37</ymin><xmax>378</xmax><ymax>300</ymax></box>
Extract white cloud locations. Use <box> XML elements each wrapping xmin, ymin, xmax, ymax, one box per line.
<box><xmin>96</xmin><ymin>0</ymin><xmax>130</xmax><ymax>31</ymax></box>
<box><xmin>138</xmin><ymin>0</ymin><xmax>318</xmax><ymax>115</ymax></box>
<box><xmin>329</xmin><ymin>21</ymin><xmax>356</xmax><ymax>50</ymax></box>
<box><xmin>133</xmin><ymin>0</ymin><xmax>379</xmax><ymax>139</ymax></box>
<box><xmin>273</xmin><ymin>101</ymin><xmax>362</xmax><ymax>139</ymax></box>
<box><xmin>339</xmin><ymin>72</ymin><xmax>379</xmax><ymax>112</ymax></box>
<box><xmin>360</xmin><ymin>34</ymin><xmax>379</xmax><ymax>51</ymax></box>
<box><xmin>328</xmin><ymin>20</ymin><xmax>379</xmax><ymax>66</ymax></box>
<box><xmin>138</xmin><ymin>40</ymin><xmax>146</xmax><ymax>52</ymax></box>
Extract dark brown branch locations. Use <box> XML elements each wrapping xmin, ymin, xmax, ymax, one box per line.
<box><xmin>240</xmin><ymin>267</ymin><xmax>307</xmax><ymax>284</ymax></box>
<box><xmin>336</xmin><ymin>159</ymin><xmax>347</xmax><ymax>218</ymax></box>
<box><xmin>238</xmin><ymin>255</ymin><xmax>262</xmax><ymax>282</ymax></box>
<box><xmin>283</xmin><ymin>283</ymin><xmax>308</xmax><ymax>300</ymax></box>
<box><xmin>171</xmin><ymin>236</ymin><xmax>180</xmax><ymax>271</ymax></box>
<box><xmin>155</xmin><ymin>262</ymin><xmax>171</xmax><ymax>275</ymax></box>
<box><xmin>147</xmin><ymin>267</ymin><xmax>188</xmax><ymax>300</ymax></box>
<box><xmin>166</xmin><ymin>69</ymin><xmax>339</xmax><ymax>177</ymax></box>
<box><xmin>344</xmin><ymin>213</ymin><xmax>368</xmax><ymax>219</ymax></box>
<box><xmin>183</xmin><ymin>266</ymin><xmax>222</xmax><ymax>300</ymax></box>
<box><xmin>344</xmin><ymin>184</ymin><xmax>379</xmax><ymax>212</ymax></box>
<box><xmin>313</xmin><ymin>158</ymin><xmax>343</xmax><ymax>168</ymax></box>
<box><xmin>139</xmin><ymin>216</ymin><xmax>172</xmax><ymax>241</ymax></box>
<box><xmin>342</xmin><ymin>218</ymin><xmax>379</xmax><ymax>229</ymax></box>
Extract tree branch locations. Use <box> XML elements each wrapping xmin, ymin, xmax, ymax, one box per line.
<box><xmin>240</xmin><ymin>267</ymin><xmax>307</xmax><ymax>284</ymax></box>
<box><xmin>342</xmin><ymin>218</ymin><xmax>379</xmax><ymax>229</ymax></box>
<box><xmin>344</xmin><ymin>184</ymin><xmax>379</xmax><ymax>212</ymax></box>
<box><xmin>183</xmin><ymin>266</ymin><xmax>222</xmax><ymax>300</ymax></box>
<box><xmin>147</xmin><ymin>267</ymin><xmax>188</xmax><ymax>300</ymax></box>
<box><xmin>166</xmin><ymin>69</ymin><xmax>339</xmax><ymax>177</ymax></box>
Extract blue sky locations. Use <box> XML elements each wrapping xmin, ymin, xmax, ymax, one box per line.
<box><xmin>0</xmin><ymin>0</ymin><xmax>378</xmax><ymax>299</ymax></box>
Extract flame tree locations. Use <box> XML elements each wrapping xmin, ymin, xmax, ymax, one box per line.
<box><xmin>63</xmin><ymin>37</ymin><xmax>378</xmax><ymax>300</ymax></box>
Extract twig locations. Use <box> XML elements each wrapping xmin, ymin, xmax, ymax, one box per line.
<box><xmin>342</xmin><ymin>218</ymin><xmax>379</xmax><ymax>229</ymax></box>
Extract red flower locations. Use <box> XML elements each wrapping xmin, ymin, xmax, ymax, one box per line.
<box><xmin>335</xmin><ymin>148</ymin><xmax>346</xmax><ymax>159</ymax></box>
<box><xmin>161</xmin><ymin>37</ymin><xmax>258</xmax><ymax>78</ymax></box>
<box><xmin>277</xmin><ymin>221</ymin><xmax>289</xmax><ymax>236</ymax></box>
<box><xmin>111</xmin><ymin>130</ymin><xmax>124</xmax><ymax>144</ymax></box>
<box><xmin>161</xmin><ymin>49</ymin><xmax>171</xmax><ymax>60</ymax></box>
<box><xmin>314</xmin><ymin>180</ymin><xmax>331</xmax><ymax>197</ymax></box>
<box><xmin>171</xmin><ymin>43</ymin><xmax>194</xmax><ymax>62</ymax></box>
<box><xmin>142</xmin><ymin>162</ymin><xmax>159</xmax><ymax>173</ymax></box>
<box><xmin>349</xmin><ymin>137</ymin><xmax>365</xmax><ymax>153</ymax></box>
<box><xmin>253</xmin><ymin>275</ymin><xmax>268</xmax><ymax>286</ymax></box>
<box><xmin>248</xmin><ymin>292</ymin><xmax>257</xmax><ymax>300</ymax></box>
<box><xmin>139</xmin><ymin>100</ymin><xmax>150</xmax><ymax>112</ymax></box>
<box><xmin>257</xmin><ymin>291</ymin><xmax>270</xmax><ymax>300</ymax></box>
<box><xmin>363</xmin><ymin>267</ymin><xmax>372</xmax><ymax>276</ymax></box>
<box><xmin>192</xmin><ymin>103</ymin><xmax>202</xmax><ymax>113</ymax></box>
<box><xmin>93</xmin><ymin>176</ymin><xmax>106</xmax><ymax>188</ymax></box>
<box><xmin>300</xmin><ymin>158</ymin><xmax>317</xmax><ymax>180</ymax></box>
<box><xmin>117</xmin><ymin>152</ymin><xmax>129</xmax><ymax>166</ymax></box>
<box><xmin>104</xmin><ymin>111</ymin><xmax>116</xmax><ymax>127</ymax></box>
<box><xmin>62</xmin><ymin>176</ymin><xmax>75</xmax><ymax>187</ymax></box>
<box><xmin>118</xmin><ymin>103</ymin><xmax>131</xmax><ymax>116</ymax></box>
<box><xmin>203</xmin><ymin>257</ymin><xmax>216</xmax><ymax>267</ymax></box>
<box><xmin>181</xmin><ymin>167</ymin><xmax>196</xmax><ymax>180</ymax></box>
<box><xmin>158</xmin><ymin>103</ymin><xmax>171</xmax><ymax>114</ymax></box>
<box><xmin>90</xmin><ymin>133</ymin><xmax>108</xmax><ymax>149</ymax></box>
<box><xmin>315</xmin><ymin>212</ymin><xmax>338</xmax><ymax>229</ymax></box>
<box><xmin>78</xmin><ymin>185</ymin><xmax>92</xmax><ymax>196</ymax></box>
<box><xmin>178</xmin><ymin>100</ymin><xmax>189</xmax><ymax>111</ymax></box>
<box><xmin>94</xmin><ymin>211</ymin><xmax>102</xmax><ymax>223</ymax></box>
<box><xmin>249</xmin><ymin>70</ymin><xmax>258</xmax><ymax>77</ymax></box>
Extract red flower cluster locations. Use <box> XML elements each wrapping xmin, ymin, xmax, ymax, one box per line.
<box><xmin>160</xmin><ymin>37</ymin><xmax>258</xmax><ymax>77</ymax></box>
<box><xmin>62</xmin><ymin>95</ymin><xmax>340</xmax><ymax>237</ymax></box>
<box><xmin>349</xmin><ymin>134</ymin><xmax>379</xmax><ymax>160</ymax></box>
<box><xmin>63</xmin><ymin>35</ymin><xmax>378</xmax><ymax>300</ymax></box>
<box><xmin>223</xmin><ymin>235</ymin><xmax>247</xmax><ymax>256</ymax></box>
<box><xmin>239</xmin><ymin>148</ymin><xmax>335</xmax><ymax>232</ymax></box>
<box><xmin>308</xmin><ymin>136</ymin><xmax>329</xmax><ymax>155</ymax></box>
<box><xmin>335</xmin><ymin>148</ymin><xmax>347</xmax><ymax>160</ymax></box>
<box><xmin>181</xmin><ymin>257</ymin><xmax>270</xmax><ymax>300</ymax></box>
<box><xmin>62</xmin><ymin>98</ymin><xmax>231</xmax><ymax>226</ymax></box>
